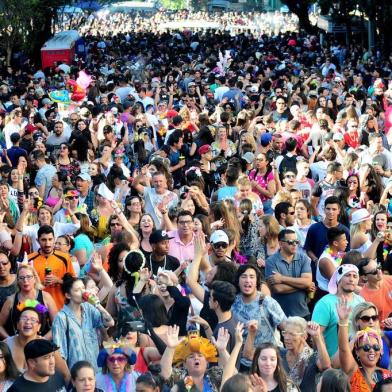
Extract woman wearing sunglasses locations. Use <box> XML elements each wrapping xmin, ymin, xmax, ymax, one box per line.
<box><xmin>337</xmin><ymin>298</ymin><xmax>392</xmax><ymax>391</ymax></box>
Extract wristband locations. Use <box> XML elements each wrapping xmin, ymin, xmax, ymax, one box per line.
<box><xmin>338</xmin><ymin>321</ymin><xmax>349</xmax><ymax>327</ymax></box>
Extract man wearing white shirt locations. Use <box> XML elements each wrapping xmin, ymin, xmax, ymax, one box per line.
<box><xmin>214</xmin><ymin>76</ymin><xmax>229</xmax><ymax>102</ymax></box>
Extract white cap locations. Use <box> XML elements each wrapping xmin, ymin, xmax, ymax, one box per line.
<box><xmin>351</xmin><ymin>208</ymin><xmax>373</xmax><ymax>225</ymax></box>
<box><xmin>210</xmin><ymin>230</ymin><xmax>229</xmax><ymax>245</ymax></box>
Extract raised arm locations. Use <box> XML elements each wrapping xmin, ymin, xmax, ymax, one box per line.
<box><xmin>306</xmin><ymin>321</ymin><xmax>330</xmax><ymax>371</ymax></box>
<box><xmin>160</xmin><ymin>325</ymin><xmax>182</xmax><ymax>380</ymax></box>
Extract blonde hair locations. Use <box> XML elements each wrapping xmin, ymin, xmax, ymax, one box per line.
<box><xmin>350</xmin><ymin>220</ymin><xmax>367</xmax><ymax>238</ymax></box>
<box><xmin>17</xmin><ymin>264</ymin><xmax>43</xmax><ymax>291</ymax></box>
<box><xmin>351</xmin><ymin>302</ymin><xmax>379</xmax><ymax>333</ymax></box>
<box><xmin>286</xmin><ymin>316</ymin><xmax>307</xmax><ymax>333</ymax></box>
<box><xmin>260</xmin><ymin>215</ymin><xmax>280</xmax><ymax>240</ymax></box>
<box><xmin>237</xmin><ymin>175</ymin><xmax>252</xmax><ymax>188</ymax></box>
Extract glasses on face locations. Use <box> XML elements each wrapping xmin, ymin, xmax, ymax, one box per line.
<box><xmin>281</xmin><ymin>239</ymin><xmax>300</xmax><ymax>246</ymax></box>
<box><xmin>364</xmin><ymin>264</ymin><xmax>382</xmax><ymax>275</ymax></box>
<box><xmin>110</xmin><ymin>222</ymin><xmax>122</xmax><ymax>228</ymax></box>
<box><xmin>29</xmin><ymin>191</ymin><xmax>39</xmax><ymax>196</ymax></box>
<box><xmin>107</xmin><ymin>356</ymin><xmax>127</xmax><ymax>363</ymax></box>
<box><xmin>178</xmin><ymin>220</ymin><xmax>193</xmax><ymax>226</ymax></box>
<box><xmin>18</xmin><ymin>275</ymin><xmax>34</xmax><ymax>282</ymax></box>
<box><xmin>213</xmin><ymin>242</ymin><xmax>228</xmax><ymax>249</ymax></box>
<box><xmin>60</xmin><ymin>146</ymin><xmax>68</xmax><ymax>150</ymax></box>
<box><xmin>66</xmin><ymin>196</ymin><xmax>78</xmax><ymax>200</ymax></box>
<box><xmin>359</xmin><ymin>344</ymin><xmax>381</xmax><ymax>352</ymax></box>
<box><xmin>285</xmin><ymin>174</ymin><xmax>295</xmax><ymax>179</ymax></box>
<box><xmin>359</xmin><ymin>314</ymin><xmax>379</xmax><ymax>322</ymax></box>
<box><xmin>19</xmin><ymin>316</ymin><xmax>39</xmax><ymax>324</ymax></box>
<box><xmin>282</xmin><ymin>330</ymin><xmax>304</xmax><ymax>337</ymax></box>
<box><xmin>55</xmin><ymin>242</ymin><xmax>68</xmax><ymax>247</ymax></box>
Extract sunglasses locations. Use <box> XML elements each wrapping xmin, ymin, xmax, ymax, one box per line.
<box><xmin>213</xmin><ymin>242</ymin><xmax>228</xmax><ymax>249</ymax></box>
<box><xmin>110</xmin><ymin>222</ymin><xmax>122</xmax><ymax>227</ymax></box>
<box><xmin>359</xmin><ymin>344</ymin><xmax>381</xmax><ymax>352</ymax></box>
<box><xmin>281</xmin><ymin>239</ymin><xmax>300</xmax><ymax>246</ymax></box>
<box><xmin>107</xmin><ymin>356</ymin><xmax>127</xmax><ymax>363</ymax></box>
<box><xmin>359</xmin><ymin>315</ymin><xmax>379</xmax><ymax>322</ymax></box>
<box><xmin>66</xmin><ymin>196</ymin><xmax>79</xmax><ymax>200</ymax></box>
<box><xmin>364</xmin><ymin>265</ymin><xmax>382</xmax><ymax>275</ymax></box>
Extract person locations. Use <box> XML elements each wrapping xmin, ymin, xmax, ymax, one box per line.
<box><xmin>27</xmin><ymin>225</ymin><xmax>75</xmax><ymax>309</ymax></box>
<box><xmin>293</xmin><ymin>199</ymin><xmax>314</xmax><ymax>248</ymax></box>
<box><xmin>147</xmin><ymin>230</ymin><xmax>180</xmax><ymax>277</ymax></box>
<box><xmin>8</xmin><ymin>339</ymin><xmax>67</xmax><ymax>392</ymax></box>
<box><xmin>0</xmin><ymin>251</ymin><xmax>16</xmax><ymax>309</ymax></box>
<box><xmin>358</xmin><ymin>258</ymin><xmax>392</xmax><ymax>322</ymax></box>
<box><xmin>135</xmin><ymin>373</ymin><xmax>163</xmax><ymax>392</ymax></box>
<box><xmin>317</xmin><ymin>369</ymin><xmax>351</xmax><ymax>392</ymax></box>
<box><xmin>167</xmin><ymin>210</ymin><xmax>195</xmax><ymax>262</ymax></box>
<box><xmin>231</xmin><ymin>264</ymin><xmax>286</xmax><ymax>368</ymax></box>
<box><xmin>160</xmin><ymin>325</ymin><xmax>230</xmax><ymax>391</ymax></box>
<box><xmin>350</xmin><ymin>209</ymin><xmax>379</xmax><ymax>256</ymax></box>
<box><xmin>52</xmin><ymin>273</ymin><xmax>114</xmax><ymax>371</ymax></box>
<box><xmin>256</xmin><ymin>215</ymin><xmax>281</xmax><ymax>268</ymax></box>
<box><xmin>75</xmin><ymin>173</ymin><xmax>95</xmax><ymax>215</ymax></box>
<box><xmin>0</xmin><ymin>263</ymin><xmax>57</xmax><ymax>339</ymax></box>
<box><xmin>304</xmin><ymin>196</ymin><xmax>350</xmax><ymax>276</ymax></box>
<box><xmin>337</xmin><ymin>297</ymin><xmax>392</xmax><ymax>391</ymax></box>
<box><xmin>31</xmin><ymin>150</ymin><xmax>57</xmax><ymax>199</ymax></box>
<box><xmin>265</xmin><ymin>229</ymin><xmax>312</xmax><ymax>318</ymax></box>
<box><xmin>312</xmin><ymin>264</ymin><xmax>364</xmax><ymax>357</ymax></box>
<box><xmin>69</xmin><ymin>361</ymin><xmax>104</xmax><ymax>392</ymax></box>
<box><xmin>250</xmin><ymin>342</ymin><xmax>299</xmax><ymax>391</ymax></box>
<box><xmin>316</xmin><ymin>227</ymin><xmax>348</xmax><ymax>297</ymax></box>
<box><xmin>274</xmin><ymin>202</ymin><xmax>296</xmax><ymax>230</ymax></box>
<box><xmin>277</xmin><ymin>318</ymin><xmax>330</xmax><ymax>392</ymax></box>
<box><xmin>132</xmin><ymin>171</ymin><xmax>178</xmax><ymax>227</ymax></box>
<box><xmin>95</xmin><ymin>342</ymin><xmax>139</xmax><ymax>392</ymax></box>
<box><xmin>0</xmin><ymin>341</ymin><xmax>19</xmax><ymax>391</ymax></box>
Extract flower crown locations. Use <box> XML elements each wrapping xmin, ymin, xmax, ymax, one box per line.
<box><xmin>17</xmin><ymin>299</ymin><xmax>48</xmax><ymax>314</ymax></box>
<box><xmin>354</xmin><ymin>327</ymin><xmax>383</xmax><ymax>353</ymax></box>
<box><xmin>123</xmin><ymin>249</ymin><xmax>146</xmax><ymax>284</ymax></box>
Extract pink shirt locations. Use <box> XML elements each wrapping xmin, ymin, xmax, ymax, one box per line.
<box><xmin>249</xmin><ymin>170</ymin><xmax>274</xmax><ymax>202</ymax></box>
<box><xmin>167</xmin><ymin>230</ymin><xmax>195</xmax><ymax>262</ymax></box>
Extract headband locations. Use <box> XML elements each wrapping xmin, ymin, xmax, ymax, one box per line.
<box><xmin>328</xmin><ymin>264</ymin><xmax>358</xmax><ymax>294</ymax></box>
<box><xmin>354</xmin><ymin>327</ymin><xmax>383</xmax><ymax>354</ymax></box>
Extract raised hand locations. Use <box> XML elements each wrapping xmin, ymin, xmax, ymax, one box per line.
<box><xmin>166</xmin><ymin>325</ymin><xmax>182</xmax><ymax>348</ymax></box>
<box><xmin>235</xmin><ymin>322</ymin><xmax>244</xmax><ymax>345</ymax></box>
<box><xmin>188</xmin><ymin>315</ymin><xmax>209</xmax><ymax>329</ymax></box>
<box><xmin>249</xmin><ymin>374</ymin><xmax>268</xmax><ymax>392</ymax></box>
<box><xmin>306</xmin><ymin>321</ymin><xmax>321</xmax><ymax>337</ymax></box>
<box><xmin>248</xmin><ymin>320</ymin><xmax>258</xmax><ymax>335</ymax></box>
<box><xmin>90</xmin><ymin>253</ymin><xmax>103</xmax><ymax>273</ymax></box>
<box><xmin>211</xmin><ymin>327</ymin><xmax>229</xmax><ymax>351</ymax></box>
<box><xmin>336</xmin><ymin>297</ymin><xmax>351</xmax><ymax>322</ymax></box>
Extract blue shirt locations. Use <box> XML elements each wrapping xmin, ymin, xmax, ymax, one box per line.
<box><xmin>52</xmin><ymin>302</ymin><xmax>104</xmax><ymax>371</ymax></box>
<box><xmin>265</xmin><ymin>250</ymin><xmax>312</xmax><ymax>317</ymax></box>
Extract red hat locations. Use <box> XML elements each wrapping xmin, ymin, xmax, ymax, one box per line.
<box><xmin>166</xmin><ymin>110</ymin><xmax>178</xmax><ymax>118</ymax></box>
<box><xmin>25</xmin><ymin>124</ymin><xmax>37</xmax><ymax>134</ymax></box>
<box><xmin>198</xmin><ymin>145</ymin><xmax>211</xmax><ymax>155</ymax></box>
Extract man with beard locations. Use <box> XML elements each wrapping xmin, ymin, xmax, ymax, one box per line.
<box><xmin>46</xmin><ymin>122</ymin><xmax>69</xmax><ymax>152</ymax></box>
<box><xmin>231</xmin><ymin>264</ymin><xmax>286</xmax><ymax>369</ymax></box>
<box><xmin>28</xmin><ymin>225</ymin><xmax>75</xmax><ymax>309</ymax></box>
<box><xmin>0</xmin><ymin>252</ymin><xmax>16</xmax><ymax>309</ymax></box>
<box><xmin>312</xmin><ymin>264</ymin><xmax>364</xmax><ymax>357</ymax></box>
<box><xmin>75</xmin><ymin>173</ymin><xmax>94</xmax><ymax>214</ymax></box>
<box><xmin>147</xmin><ymin>229</ymin><xmax>180</xmax><ymax>277</ymax></box>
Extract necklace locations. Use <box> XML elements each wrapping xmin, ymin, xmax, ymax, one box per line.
<box><xmin>325</xmin><ymin>246</ymin><xmax>344</xmax><ymax>265</ymax></box>
<box><xmin>148</xmin><ymin>254</ymin><xmax>166</xmax><ymax>277</ymax></box>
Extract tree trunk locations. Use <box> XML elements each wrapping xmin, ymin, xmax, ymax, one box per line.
<box><xmin>283</xmin><ymin>0</ymin><xmax>316</xmax><ymax>34</ymax></box>
<box><xmin>6</xmin><ymin>44</ymin><xmax>12</xmax><ymax>67</ymax></box>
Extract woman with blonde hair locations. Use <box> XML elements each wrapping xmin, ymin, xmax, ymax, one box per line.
<box><xmin>211</xmin><ymin>125</ymin><xmax>236</xmax><ymax>159</ymax></box>
<box><xmin>0</xmin><ymin>264</ymin><xmax>57</xmax><ymax>339</ymax></box>
<box><xmin>256</xmin><ymin>215</ymin><xmax>280</xmax><ymax>269</ymax></box>
<box><xmin>236</xmin><ymin>175</ymin><xmax>264</xmax><ymax>214</ymax></box>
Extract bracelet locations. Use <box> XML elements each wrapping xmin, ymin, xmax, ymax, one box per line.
<box><xmin>338</xmin><ymin>321</ymin><xmax>349</xmax><ymax>327</ymax></box>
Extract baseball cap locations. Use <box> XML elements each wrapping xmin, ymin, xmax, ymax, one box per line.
<box><xmin>188</xmin><ymin>82</ymin><xmax>196</xmax><ymax>87</ymax></box>
<box><xmin>260</xmin><ymin>132</ymin><xmax>272</xmax><ymax>147</ymax></box>
<box><xmin>77</xmin><ymin>173</ymin><xmax>91</xmax><ymax>182</ymax></box>
<box><xmin>242</xmin><ymin>152</ymin><xmax>255</xmax><ymax>164</ymax></box>
<box><xmin>210</xmin><ymin>230</ymin><xmax>229</xmax><ymax>245</ymax></box>
<box><xmin>149</xmin><ymin>230</ymin><xmax>174</xmax><ymax>244</ymax></box>
<box><xmin>42</xmin><ymin>98</ymin><xmax>53</xmax><ymax>105</ymax></box>
<box><xmin>333</xmin><ymin>133</ymin><xmax>344</xmax><ymax>141</ymax></box>
<box><xmin>198</xmin><ymin>145</ymin><xmax>211</xmax><ymax>155</ymax></box>
<box><xmin>25</xmin><ymin>339</ymin><xmax>59</xmax><ymax>360</ymax></box>
<box><xmin>166</xmin><ymin>109</ymin><xmax>179</xmax><ymax>118</ymax></box>
<box><xmin>25</xmin><ymin>124</ymin><xmax>37</xmax><ymax>134</ymax></box>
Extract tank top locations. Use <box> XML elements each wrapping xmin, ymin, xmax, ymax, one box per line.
<box><xmin>316</xmin><ymin>248</ymin><xmax>343</xmax><ymax>291</ymax></box>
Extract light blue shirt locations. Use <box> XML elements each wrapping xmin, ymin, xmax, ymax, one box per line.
<box><xmin>52</xmin><ymin>302</ymin><xmax>104</xmax><ymax>371</ymax></box>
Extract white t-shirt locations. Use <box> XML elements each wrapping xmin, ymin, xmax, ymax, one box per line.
<box><xmin>3</xmin><ymin>122</ymin><xmax>20</xmax><ymax>149</ymax></box>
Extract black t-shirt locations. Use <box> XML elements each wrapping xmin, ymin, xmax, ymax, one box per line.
<box><xmin>199</xmin><ymin>291</ymin><xmax>218</xmax><ymax>337</ymax></box>
<box><xmin>8</xmin><ymin>372</ymin><xmax>66</xmax><ymax>392</ymax></box>
<box><xmin>146</xmin><ymin>254</ymin><xmax>180</xmax><ymax>277</ymax></box>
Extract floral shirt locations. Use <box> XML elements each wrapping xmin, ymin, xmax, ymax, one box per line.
<box><xmin>249</xmin><ymin>170</ymin><xmax>274</xmax><ymax>201</ymax></box>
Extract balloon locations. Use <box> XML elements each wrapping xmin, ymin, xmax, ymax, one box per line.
<box><xmin>49</xmin><ymin>90</ymin><xmax>70</xmax><ymax>104</ymax></box>
<box><xmin>66</xmin><ymin>71</ymin><xmax>92</xmax><ymax>102</ymax></box>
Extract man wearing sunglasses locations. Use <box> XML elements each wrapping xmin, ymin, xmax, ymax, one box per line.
<box><xmin>359</xmin><ymin>258</ymin><xmax>392</xmax><ymax>322</ymax></box>
<box><xmin>265</xmin><ymin>229</ymin><xmax>312</xmax><ymax>318</ymax></box>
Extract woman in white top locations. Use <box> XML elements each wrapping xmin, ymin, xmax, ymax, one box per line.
<box><xmin>15</xmin><ymin>201</ymin><xmax>79</xmax><ymax>252</ymax></box>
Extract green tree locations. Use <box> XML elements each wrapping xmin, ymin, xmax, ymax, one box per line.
<box><xmin>160</xmin><ymin>0</ymin><xmax>187</xmax><ymax>10</ymax></box>
<box><xmin>279</xmin><ymin>0</ymin><xmax>315</xmax><ymax>32</ymax></box>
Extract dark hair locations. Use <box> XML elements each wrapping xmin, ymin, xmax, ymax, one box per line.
<box><xmin>139</xmin><ymin>294</ymin><xmax>169</xmax><ymax>327</ymax></box>
<box><xmin>37</xmin><ymin>224</ymin><xmax>54</xmax><ymax>239</ymax></box>
<box><xmin>70</xmin><ymin>360</ymin><xmax>95</xmax><ymax>381</ymax></box>
<box><xmin>278</xmin><ymin>229</ymin><xmax>296</xmax><ymax>241</ymax></box>
<box><xmin>341</xmin><ymin>250</ymin><xmax>363</xmax><ymax>266</ymax></box>
<box><xmin>251</xmin><ymin>343</ymin><xmax>289</xmax><ymax>391</ymax></box>
<box><xmin>58</xmin><ymin>234</ymin><xmax>74</xmax><ymax>250</ymax></box>
<box><xmin>176</xmin><ymin>209</ymin><xmax>193</xmax><ymax>222</ymax></box>
<box><xmin>0</xmin><ymin>341</ymin><xmax>19</xmax><ymax>380</ymax></box>
<box><xmin>136</xmin><ymin>372</ymin><xmax>164</xmax><ymax>390</ymax></box>
<box><xmin>239</xmin><ymin>199</ymin><xmax>252</xmax><ymax>233</ymax></box>
<box><xmin>319</xmin><ymin>369</ymin><xmax>350</xmax><ymax>392</ymax></box>
<box><xmin>108</xmin><ymin>242</ymin><xmax>130</xmax><ymax>284</ymax></box>
<box><xmin>121</xmin><ymin>250</ymin><xmax>146</xmax><ymax>303</ymax></box>
<box><xmin>194</xmin><ymin>214</ymin><xmax>211</xmax><ymax>237</ymax></box>
<box><xmin>221</xmin><ymin>374</ymin><xmax>251</xmax><ymax>392</ymax></box>
<box><xmin>211</xmin><ymin>281</ymin><xmax>237</xmax><ymax>312</ymax></box>
<box><xmin>167</xmin><ymin>130</ymin><xmax>183</xmax><ymax>146</ymax></box>
<box><xmin>357</xmin><ymin>258</ymin><xmax>371</xmax><ymax>276</ymax></box>
<box><xmin>324</xmin><ymin>196</ymin><xmax>340</xmax><ymax>208</ymax></box>
<box><xmin>214</xmin><ymin>263</ymin><xmax>238</xmax><ymax>285</ymax></box>
<box><xmin>327</xmin><ymin>227</ymin><xmax>346</xmax><ymax>245</ymax></box>
<box><xmin>274</xmin><ymin>202</ymin><xmax>292</xmax><ymax>221</ymax></box>
<box><xmin>235</xmin><ymin>264</ymin><xmax>261</xmax><ymax>292</ymax></box>
<box><xmin>32</xmin><ymin>149</ymin><xmax>45</xmax><ymax>161</ymax></box>
<box><xmin>285</xmin><ymin>137</ymin><xmax>297</xmax><ymax>152</ymax></box>
<box><xmin>61</xmin><ymin>273</ymin><xmax>83</xmax><ymax>304</ymax></box>
<box><xmin>295</xmin><ymin>199</ymin><xmax>311</xmax><ymax>218</ymax></box>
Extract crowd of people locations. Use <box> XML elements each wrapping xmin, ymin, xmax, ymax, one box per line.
<box><xmin>0</xmin><ymin>7</ymin><xmax>392</xmax><ymax>392</ymax></box>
